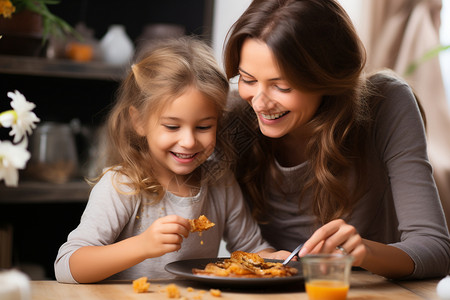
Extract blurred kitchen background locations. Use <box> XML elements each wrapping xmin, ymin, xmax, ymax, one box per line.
<box><xmin>0</xmin><ymin>0</ymin><xmax>449</xmax><ymax>280</ymax></box>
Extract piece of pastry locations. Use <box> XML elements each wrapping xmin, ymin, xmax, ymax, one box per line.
<box><xmin>192</xmin><ymin>251</ymin><xmax>298</xmax><ymax>278</ymax></box>
<box><xmin>189</xmin><ymin>215</ymin><xmax>215</xmax><ymax>232</ymax></box>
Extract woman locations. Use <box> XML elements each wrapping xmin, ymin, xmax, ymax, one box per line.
<box><xmin>223</xmin><ymin>0</ymin><xmax>450</xmax><ymax>279</ymax></box>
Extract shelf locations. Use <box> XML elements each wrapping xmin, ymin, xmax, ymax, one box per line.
<box><xmin>0</xmin><ymin>55</ymin><xmax>126</xmax><ymax>81</ymax></box>
<box><xmin>0</xmin><ymin>180</ymin><xmax>91</xmax><ymax>204</ymax></box>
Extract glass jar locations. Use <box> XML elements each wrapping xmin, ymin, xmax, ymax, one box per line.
<box><xmin>26</xmin><ymin>122</ymin><xmax>78</xmax><ymax>184</ymax></box>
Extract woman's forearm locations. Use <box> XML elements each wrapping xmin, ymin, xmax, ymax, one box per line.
<box><xmin>360</xmin><ymin>239</ymin><xmax>414</xmax><ymax>279</ymax></box>
<box><xmin>69</xmin><ymin>235</ymin><xmax>147</xmax><ymax>283</ymax></box>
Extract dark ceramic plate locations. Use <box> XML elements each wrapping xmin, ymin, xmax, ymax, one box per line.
<box><xmin>165</xmin><ymin>258</ymin><xmax>303</xmax><ymax>287</ymax></box>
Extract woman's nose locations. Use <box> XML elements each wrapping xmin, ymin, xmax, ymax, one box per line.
<box><xmin>251</xmin><ymin>90</ymin><xmax>277</xmax><ymax>111</ymax></box>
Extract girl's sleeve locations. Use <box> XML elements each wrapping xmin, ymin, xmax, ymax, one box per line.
<box><xmin>219</xmin><ymin>172</ymin><xmax>274</xmax><ymax>254</ymax></box>
<box><xmin>54</xmin><ymin>172</ymin><xmax>136</xmax><ymax>283</ymax></box>
<box><xmin>372</xmin><ymin>74</ymin><xmax>450</xmax><ymax>278</ymax></box>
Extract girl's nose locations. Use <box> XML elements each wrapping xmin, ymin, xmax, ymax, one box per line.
<box><xmin>179</xmin><ymin>129</ymin><xmax>196</xmax><ymax>148</ymax></box>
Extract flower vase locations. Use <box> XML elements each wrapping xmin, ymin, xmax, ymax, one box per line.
<box><xmin>99</xmin><ymin>25</ymin><xmax>134</xmax><ymax>65</ymax></box>
<box><xmin>0</xmin><ymin>10</ymin><xmax>45</xmax><ymax>56</ymax></box>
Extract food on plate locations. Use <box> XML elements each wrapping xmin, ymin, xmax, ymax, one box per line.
<box><xmin>166</xmin><ymin>283</ymin><xmax>180</xmax><ymax>298</ymax></box>
<box><xmin>192</xmin><ymin>251</ymin><xmax>298</xmax><ymax>278</ymax></box>
<box><xmin>189</xmin><ymin>215</ymin><xmax>215</xmax><ymax>232</ymax></box>
<box><xmin>132</xmin><ymin>276</ymin><xmax>150</xmax><ymax>293</ymax></box>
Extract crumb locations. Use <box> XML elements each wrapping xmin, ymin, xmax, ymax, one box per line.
<box><xmin>166</xmin><ymin>283</ymin><xmax>180</xmax><ymax>298</ymax></box>
<box><xmin>132</xmin><ymin>276</ymin><xmax>150</xmax><ymax>293</ymax></box>
<box><xmin>187</xmin><ymin>287</ymin><xmax>194</xmax><ymax>292</ymax></box>
<box><xmin>193</xmin><ymin>295</ymin><xmax>203</xmax><ymax>300</ymax></box>
<box><xmin>200</xmin><ymin>240</ymin><xmax>204</xmax><ymax>245</ymax></box>
<box><xmin>210</xmin><ymin>289</ymin><xmax>221</xmax><ymax>297</ymax></box>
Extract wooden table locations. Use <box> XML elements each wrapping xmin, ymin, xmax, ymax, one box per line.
<box><xmin>30</xmin><ymin>270</ymin><xmax>441</xmax><ymax>300</ymax></box>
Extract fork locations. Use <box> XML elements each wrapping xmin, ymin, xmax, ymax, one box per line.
<box><xmin>282</xmin><ymin>243</ymin><xmax>304</xmax><ymax>265</ymax></box>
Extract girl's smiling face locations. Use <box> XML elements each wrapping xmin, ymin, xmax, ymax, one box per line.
<box><xmin>238</xmin><ymin>38</ymin><xmax>323</xmax><ymax>139</ymax></box>
<box><xmin>131</xmin><ymin>86</ymin><xmax>218</xmax><ymax>187</ymax></box>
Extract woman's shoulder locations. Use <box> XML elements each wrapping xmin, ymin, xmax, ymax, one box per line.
<box><xmin>365</xmin><ymin>70</ymin><xmax>420</xmax><ymax>113</ymax></box>
<box><xmin>366</xmin><ymin>70</ymin><xmax>414</xmax><ymax>97</ymax></box>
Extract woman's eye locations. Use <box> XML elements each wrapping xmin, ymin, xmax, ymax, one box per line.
<box><xmin>239</xmin><ymin>75</ymin><xmax>256</xmax><ymax>84</ymax></box>
<box><xmin>275</xmin><ymin>85</ymin><xmax>292</xmax><ymax>93</ymax></box>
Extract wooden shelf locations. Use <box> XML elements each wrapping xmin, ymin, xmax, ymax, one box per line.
<box><xmin>0</xmin><ymin>180</ymin><xmax>91</xmax><ymax>204</ymax></box>
<box><xmin>0</xmin><ymin>55</ymin><xmax>126</xmax><ymax>81</ymax></box>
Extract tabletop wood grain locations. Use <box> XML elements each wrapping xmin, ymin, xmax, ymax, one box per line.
<box><xmin>30</xmin><ymin>270</ymin><xmax>441</xmax><ymax>300</ymax></box>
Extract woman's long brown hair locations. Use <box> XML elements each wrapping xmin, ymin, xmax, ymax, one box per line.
<box><xmin>223</xmin><ymin>0</ymin><xmax>370</xmax><ymax>224</ymax></box>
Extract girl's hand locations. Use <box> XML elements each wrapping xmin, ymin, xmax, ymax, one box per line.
<box><xmin>138</xmin><ymin>215</ymin><xmax>190</xmax><ymax>258</ymax></box>
<box><xmin>299</xmin><ymin>219</ymin><xmax>366</xmax><ymax>266</ymax></box>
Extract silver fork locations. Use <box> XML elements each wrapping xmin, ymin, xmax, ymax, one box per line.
<box><xmin>282</xmin><ymin>243</ymin><xmax>304</xmax><ymax>265</ymax></box>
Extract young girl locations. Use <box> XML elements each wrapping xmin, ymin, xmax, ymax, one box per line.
<box><xmin>223</xmin><ymin>0</ymin><xmax>450</xmax><ymax>279</ymax></box>
<box><xmin>54</xmin><ymin>37</ymin><xmax>280</xmax><ymax>283</ymax></box>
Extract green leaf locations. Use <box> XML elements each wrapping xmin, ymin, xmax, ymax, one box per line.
<box><xmin>404</xmin><ymin>44</ymin><xmax>450</xmax><ymax>76</ymax></box>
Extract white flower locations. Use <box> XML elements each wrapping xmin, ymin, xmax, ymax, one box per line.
<box><xmin>6</xmin><ymin>90</ymin><xmax>40</xmax><ymax>143</ymax></box>
<box><xmin>0</xmin><ymin>140</ymin><xmax>31</xmax><ymax>187</ymax></box>
<box><xmin>0</xmin><ymin>109</ymin><xmax>17</xmax><ymax>128</ymax></box>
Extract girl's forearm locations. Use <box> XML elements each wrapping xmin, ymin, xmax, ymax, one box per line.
<box><xmin>69</xmin><ymin>235</ymin><xmax>147</xmax><ymax>283</ymax></box>
<box><xmin>360</xmin><ymin>239</ymin><xmax>414</xmax><ymax>279</ymax></box>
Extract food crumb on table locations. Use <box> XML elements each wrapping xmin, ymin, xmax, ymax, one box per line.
<box><xmin>166</xmin><ymin>283</ymin><xmax>181</xmax><ymax>298</ymax></box>
<box><xmin>132</xmin><ymin>276</ymin><xmax>150</xmax><ymax>293</ymax></box>
<box><xmin>210</xmin><ymin>289</ymin><xmax>221</xmax><ymax>297</ymax></box>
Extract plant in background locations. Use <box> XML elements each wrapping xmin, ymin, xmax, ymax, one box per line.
<box><xmin>0</xmin><ymin>0</ymin><xmax>76</xmax><ymax>42</ymax></box>
<box><xmin>0</xmin><ymin>91</ymin><xmax>40</xmax><ymax>186</ymax></box>
<box><xmin>404</xmin><ymin>44</ymin><xmax>450</xmax><ymax>76</ymax></box>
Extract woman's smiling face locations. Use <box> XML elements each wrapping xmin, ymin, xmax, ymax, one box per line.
<box><xmin>238</xmin><ymin>38</ymin><xmax>323</xmax><ymax>139</ymax></box>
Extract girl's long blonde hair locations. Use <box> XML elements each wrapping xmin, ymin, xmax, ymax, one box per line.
<box><xmin>95</xmin><ymin>37</ymin><xmax>230</xmax><ymax>200</ymax></box>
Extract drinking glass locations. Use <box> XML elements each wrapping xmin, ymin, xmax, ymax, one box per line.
<box><xmin>301</xmin><ymin>254</ymin><xmax>353</xmax><ymax>300</ymax></box>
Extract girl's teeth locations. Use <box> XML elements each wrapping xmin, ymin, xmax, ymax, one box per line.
<box><xmin>174</xmin><ymin>153</ymin><xmax>195</xmax><ymax>159</ymax></box>
<box><xmin>261</xmin><ymin>112</ymin><xmax>287</xmax><ymax>120</ymax></box>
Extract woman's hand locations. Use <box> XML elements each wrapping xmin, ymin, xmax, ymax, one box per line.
<box><xmin>258</xmin><ymin>249</ymin><xmax>293</xmax><ymax>261</ymax></box>
<box><xmin>299</xmin><ymin>219</ymin><xmax>366</xmax><ymax>266</ymax></box>
<box><xmin>138</xmin><ymin>214</ymin><xmax>190</xmax><ymax>258</ymax></box>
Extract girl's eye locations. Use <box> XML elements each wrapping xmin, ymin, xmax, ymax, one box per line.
<box><xmin>163</xmin><ymin>125</ymin><xmax>179</xmax><ymax>130</ymax></box>
<box><xmin>198</xmin><ymin>126</ymin><xmax>212</xmax><ymax>130</ymax></box>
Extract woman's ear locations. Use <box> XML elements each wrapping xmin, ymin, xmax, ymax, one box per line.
<box><xmin>129</xmin><ymin>106</ymin><xmax>146</xmax><ymax>136</ymax></box>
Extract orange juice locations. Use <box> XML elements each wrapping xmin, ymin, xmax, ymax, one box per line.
<box><xmin>305</xmin><ymin>280</ymin><xmax>349</xmax><ymax>300</ymax></box>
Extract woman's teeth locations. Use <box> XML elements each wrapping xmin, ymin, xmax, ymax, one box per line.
<box><xmin>261</xmin><ymin>111</ymin><xmax>288</xmax><ymax>120</ymax></box>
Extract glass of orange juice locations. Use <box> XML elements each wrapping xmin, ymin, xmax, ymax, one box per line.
<box><xmin>301</xmin><ymin>254</ymin><xmax>354</xmax><ymax>300</ymax></box>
